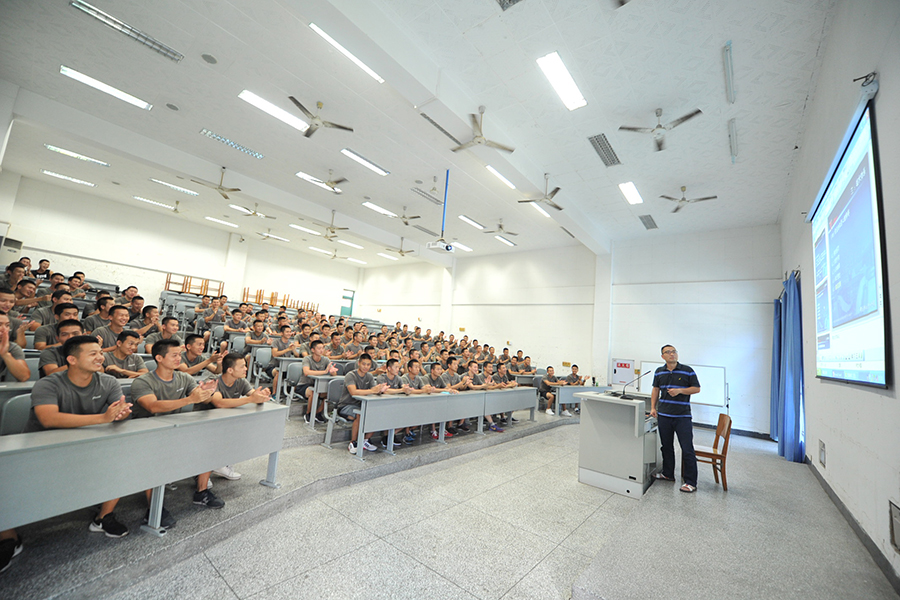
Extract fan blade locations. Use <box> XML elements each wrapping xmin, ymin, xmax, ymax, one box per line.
<box><xmin>547</xmin><ymin>187</ymin><xmax>560</xmax><ymax>200</ymax></box>
<box><xmin>264</xmin><ymin>214</ymin><xmax>276</xmax><ymax>219</ymax></box>
<box><xmin>660</xmin><ymin>195</ymin><xmax>680</xmax><ymax>202</ymax></box>
<box><xmin>334</xmin><ymin>226</ymin><xmax>349</xmax><ymax>231</ymax></box>
<box><xmin>304</xmin><ymin>124</ymin><xmax>320</xmax><ymax>138</ymax></box>
<box><xmin>654</xmin><ymin>137</ymin><xmax>665</xmax><ymax>152</ymax></box>
<box><xmin>322</xmin><ymin>121</ymin><xmax>354</xmax><ymax>132</ymax></box>
<box><xmin>330</xmin><ymin>178</ymin><xmax>348</xmax><ymax>186</ymax></box>
<box><xmin>288</xmin><ymin>96</ymin><xmax>315</xmax><ymax>120</ymax></box>
<box><xmin>618</xmin><ymin>126</ymin><xmax>654</xmax><ymax>134</ymax></box>
<box><xmin>665</xmin><ymin>109</ymin><xmax>702</xmax><ymax>130</ymax></box>
<box><xmin>190</xmin><ymin>179</ymin><xmax>219</xmax><ymax>189</ymax></box>
<box><xmin>484</xmin><ymin>140</ymin><xmax>515</xmax><ymax>153</ymax></box>
<box><xmin>406</xmin><ymin>215</ymin><xmax>421</xmax><ymax>220</ymax></box>
<box><xmin>218</xmin><ymin>190</ymin><xmax>231</xmax><ymax>200</ymax></box>
<box><xmin>672</xmin><ymin>204</ymin><xmax>684</xmax><ymax>213</ymax></box>
<box><xmin>451</xmin><ymin>140</ymin><xmax>477</xmax><ymax>152</ymax></box>
<box><xmin>506</xmin><ymin>231</ymin><xmax>519</xmax><ymax>236</ymax></box>
<box><xmin>517</xmin><ymin>199</ymin><xmax>538</xmax><ymax>204</ymax></box>
<box><xmin>689</xmin><ymin>196</ymin><xmax>717</xmax><ymax>203</ymax></box>
<box><xmin>469</xmin><ymin>113</ymin><xmax>482</xmax><ymax>136</ymax></box>
<box><xmin>483</xmin><ymin>230</ymin><xmax>497</xmax><ymax>234</ymax></box>
<box><xmin>222</xmin><ymin>187</ymin><xmax>241</xmax><ymax>193</ymax></box>
<box><xmin>545</xmin><ymin>199</ymin><xmax>564</xmax><ymax>211</ymax></box>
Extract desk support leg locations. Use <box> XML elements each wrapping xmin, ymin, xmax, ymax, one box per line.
<box><xmin>385</xmin><ymin>428</ymin><xmax>396</xmax><ymax>455</ymax></box>
<box><xmin>308</xmin><ymin>392</ymin><xmax>319</xmax><ymax>431</ymax></box>
<box><xmin>140</xmin><ymin>485</ymin><xmax>167</xmax><ymax>538</ymax></box>
<box><xmin>321</xmin><ymin>409</ymin><xmax>336</xmax><ymax>449</ymax></box>
<box><xmin>355</xmin><ymin>405</ymin><xmax>366</xmax><ymax>461</ymax></box>
<box><xmin>438</xmin><ymin>422</ymin><xmax>447</xmax><ymax>444</ymax></box>
<box><xmin>529</xmin><ymin>405</ymin><xmax>536</xmax><ymax>422</ymax></box>
<box><xmin>260</xmin><ymin>451</ymin><xmax>281</xmax><ymax>488</ymax></box>
<box><xmin>477</xmin><ymin>415</ymin><xmax>485</xmax><ymax>435</ymax></box>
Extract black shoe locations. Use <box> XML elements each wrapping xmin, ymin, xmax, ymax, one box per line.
<box><xmin>89</xmin><ymin>513</ymin><xmax>129</xmax><ymax>538</ymax></box>
<box><xmin>0</xmin><ymin>535</ymin><xmax>23</xmax><ymax>573</ymax></box>
<box><xmin>142</xmin><ymin>507</ymin><xmax>177</xmax><ymax>529</ymax></box>
<box><xmin>510</xmin><ymin>417</ymin><xmax>519</xmax><ymax>423</ymax></box>
<box><xmin>193</xmin><ymin>489</ymin><xmax>225</xmax><ymax>509</ymax></box>
<box><xmin>315</xmin><ymin>413</ymin><xmax>327</xmax><ymax>423</ymax></box>
<box><xmin>303</xmin><ymin>414</ymin><xmax>311</xmax><ymax>424</ymax></box>
<box><xmin>446</xmin><ymin>426</ymin><xmax>458</xmax><ymax>435</ymax></box>
<box><xmin>458</xmin><ymin>423</ymin><xmax>470</xmax><ymax>432</ymax></box>
<box><xmin>380</xmin><ymin>438</ymin><xmax>401</xmax><ymax>448</ymax></box>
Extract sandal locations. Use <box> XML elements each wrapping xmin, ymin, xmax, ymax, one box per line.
<box><xmin>680</xmin><ymin>484</ymin><xmax>697</xmax><ymax>493</ymax></box>
<box><xmin>654</xmin><ymin>473</ymin><xmax>675</xmax><ymax>481</ymax></box>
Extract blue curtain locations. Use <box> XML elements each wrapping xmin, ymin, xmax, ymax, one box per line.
<box><xmin>770</xmin><ymin>273</ymin><xmax>805</xmax><ymax>462</ymax></box>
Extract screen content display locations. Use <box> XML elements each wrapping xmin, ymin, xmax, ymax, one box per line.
<box><xmin>810</xmin><ymin>104</ymin><xmax>889</xmax><ymax>387</ymax></box>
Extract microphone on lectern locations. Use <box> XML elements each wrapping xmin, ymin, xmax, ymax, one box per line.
<box><xmin>620</xmin><ymin>370</ymin><xmax>653</xmax><ymax>400</ymax></box>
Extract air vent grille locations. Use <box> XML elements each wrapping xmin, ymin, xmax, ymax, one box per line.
<box><xmin>411</xmin><ymin>187</ymin><xmax>443</xmax><ymax>206</ymax></box>
<box><xmin>638</xmin><ymin>215</ymin><xmax>658</xmax><ymax>230</ymax></box>
<box><xmin>588</xmin><ymin>133</ymin><xmax>621</xmax><ymax>167</ymax></box>
<box><xmin>496</xmin><ymin>0</ymin><xmax>526</xmax><ymax>10</ymax></box>
<box><xmin>413</xmin><ymin>224</ymin><xmax>438</xmax><ymax>237</ymax></box>
<box><xmin>420</xmin><ymin>113</ymin><xmax>462</xmax><ymax>146</ymax></box>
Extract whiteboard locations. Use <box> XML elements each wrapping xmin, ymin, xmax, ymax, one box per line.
<box><xmin>640</xmin><ymin>362</ymin><xmax>727</xmax><ymax>408</ymax></box>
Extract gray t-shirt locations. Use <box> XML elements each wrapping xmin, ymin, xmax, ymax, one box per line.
<box><xmin>216</xmin><ymin>376</ymin><xmax>253</xmax><ymax>399</ymax></box>
<box><xmin>127</xmin><ymin>318</ymin><xmax>158</xmax><ymax>336</ymax></box>
<box><xmin>34</xmin><ymin>322</ymin><xmax>58</xmax><ymax>346</ymax></box>
<box><xmin>180</xmin><ymin>351</ymin><xmax>212</xmax><ymax>372</ymax></box>
<box><xmin>344</xmin><ymin>342</ymin><xmax>362</xmax><ymax>357</ymax></box>
<box><xmin>508</xmin><ymin>363</ymin><xmax>521</xmax><ymax>373</ymax></box>
<box><xmin>300</xmin><ymin>355</ymin><xmax>331</xmax><ymax>386</ymax></box>
<box><xmin>269</xmin><ymin>338</ymin><xmax>295</xmax><ymax>366</ymax></box>
<box><xmin>143</xmin><ymin>332</ymin><xmax>182</xmax><ymax>350</ymax></box>
<box><xmin>82</xmin><ymin>314</ymin><xmax>110</xmax><ymax>333</ymax></box>
<box><xmin>339</xmin><ymin>370</ymin><xmax>376</xmax><ymax>408</ymax></box>
<box><xmin>39</xmin><ymin>346</ymin><xmax>66</xmax><ymax>377</ymax></box>
<box><xmin>325</xmin><ymin>342</ymin><xmax>344</xmax><ymax>357</ymax></box>
<box><xmin>8</xmin><ymin>314</ymin><xmax>24</xmax><ymax>341</ymax></box>
<box><xmin>401</xmin><ymin>373</ymin><xmax>425</xmax><ymax>390</ymax></box>
<box><xmin>468</xmin><ymin>373</ymin><xmax>486</xmax><ymax>387</ymax></box>
<box><xmin>376</xmin><ymin>373</ymin><xmax>402</xmax><ymax>390</ymax></box>
<box><xmin>539</xmin><ymin>374</ymin><xmax>559</xmax><ymax>393</ymax></box>
<box><xmin>103</xmin><ymin>352</ymin><xmax>147</xmax><ymax>378</ymax></box>
<box><xmin>565</xmin><ymin>374</ymin><xmax>582</xmax><ymax>385</ymax></box>
<box><xmin>31</xmin><ymin>305</ymin><xmax>54</xmax><ymax>326</ymax></box>
<box><xmin>427</xmin><ymin>374</ymin><xmax>447</xmax><ymax>389</ymax></box>
<box><xmin>0</xmin><ymin>342</ymin><xmax>25</xmax><ymax>381</ymax></box>
<box><xmin>25</xmin><ymin>371</ymin><xmax>123</xmax><ymax>432</ymax></box>
<box><xmin>203</xmin><ymin>307</ymin><xmax>225</xmax><ymax>324</ymax></box>
<box><xmin>93</xmin><ymin>325</ymin><xmax>125</xmax><ymax>349</ymax></box>
<box><xmin>493</xmin><ymin>372</ymin><xmax>513</xmax><ymax>385</ymax></box>
<box><xmin>441</xmin><ymin>371</ymin><xmax>462</xmax><ymax>388</ymax></box>
<box><xmin>130</xmin><ymin>370</ymin><xmax>199</xmax><ymax>418</ymax></box>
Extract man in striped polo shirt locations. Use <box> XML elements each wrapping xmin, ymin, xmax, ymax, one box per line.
<box><xmin>650</xmin><ymin>345</ymin><xmax>701</xmax><ymax>493</ymax></box>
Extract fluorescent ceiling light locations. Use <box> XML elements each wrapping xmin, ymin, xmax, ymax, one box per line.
<box><xmin>494</xmin><ymin>235</ymin><xmax>516</xmax><ymax>247</ymax></box>
<box><xmin>59</xmin><ymin>65</ymin><xmax>152</xmax><ymax>110</ymax></box>
<box><xmin>341</xmin><ymin>148</ymin><xmax>389</xmax><ymax>176</ymax></box>
<box><xmin>728</xmin><ymin>118</ymin><xmax>738</xmax><ymax>164</ymax></box>
<box><xmin>228</xmin><ymin>204</ymin><xmax>253</xmax><ymax>215</ymax></box>
<box><xmin>133</xmin><ymin>196</ymin><xmax>174</xmax><ymax>210</ymax></box>
<box><xmin>309</xmin><ymin>23</ymin><xmax>384</xmax><ymax>83</ymax></box>
<box><xmin>362</xmin><ymin>201</ymin><xmax>397</xmax><ymax>218</ymax></box>
<box><xmin>70</xmin><ymin>0</ymin><xmax>183</xmax><ymax>62</ymax></box>
<box><xmin>536</xmin><ymin>51</ymin><xmax>587</xmax><ymax>111</ymax></box>
<box><xmin>260</xmin><ymin>232</ymin><xmax>290</xmax><ymax>242</ymax></box>
<box><xmin>723</xmin><ymin>41</ymin><xmax>736</xmax><ymax>104</ymax></box>
<box><xmin>40</xmin><ymin>169</ymin><xmax>96</xmax><ymax>187</ymax></box>
<box><xmin>150</xmin><ymin>178</ymin><xmax>198</xmax><ymax>196</ymax></box>
<box><xmin>458</xmin><ymin>214</ymin><xmax>484</xmax><ymax>230</ymax></box>
<box><xmin>200</xmin><ymin>128</ymin><xmax>264</xmax><ymax>159</ymax></box>
<box><xmin>205</xmin><ymin>216</ymin><xmax>238</xmax><ymax>228</ymax></box>
<box><xmin>530</xmin><ymin>202</ymin><xmax>551</xmax><ymax>218</ymax></box>
<box><xmin>486</xmin><ymin>165</ymin><xmax>516</xmax><ymax>189</ymax></box>
<box><xmin>377</xmin><ymin>253</ymin><xmax>399</xmax><ymax>261</ymax></box>
<box><xmin>618</xmin><ymin>181</ymin><xmax>644</xmax><ymax>205</ymax></box>
<box><xmin>239</xmin><ymin>90</ymin><xmax>309</xmax><ymax>133</ymax></box>
<box><xmin>410</xmin><ymin>187</ymin><xmax>442</xmax><ymax>206</ymax></box>
<box><xmin>452</xmin><ymin>242</ymin><xmax>473</xmax><ymax>252</ymax></box>
<box><xmin>289</xmin><ymin>224</ymin><xmax>321</xmax><ymax>236</ymax></box>
<box><xmin>347</xmin><ymin>258</ymin><xmax>367</xmax><ymax>265</ymax></box>
<box><xmin>44</xmin><ymin>144</ymin><xmax>109</xmax><ymax>166</ymax></box>
<box><xmin>296</xmin><ymin>170</ymin><xmax>340</xmax><ymax>193</ymax></box>
<box><xmin>338</xmin><ymin>239</ymin><xmax>363</xmax><ymax>249</ymax></box>
<box><xmin>309</xmin><ymin>246</ymin><xmax>333</xmax><ymax>255</ymax></box>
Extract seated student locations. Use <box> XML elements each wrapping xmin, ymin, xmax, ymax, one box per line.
<box><xmin>343</xmin><ymin>330</ymin><xmax>364</xmax><ymax>360</ymax></box>
<box><xmin>566</xmin><ymin>364</ymin><xmax>585</xmax><ymax>386</ymax></box>
<box><xmin>193</xmin><ymin>295</ymin><xmax>212</xmax><ymax>325</ymax></box>
<box><xmin>72</xmin><ymin>272</ymin><xmax>92</xmax><ymax>290</ymax></box>
<box><xmin>541</xmin><ymin>366</ymin><xmax>570</xmax><ymax>416</ymax></box>
<box><xmin>114</xmin><ymin>286</ymin><xmax>139</xmax><ymax>307</ymax></box>
<box><xmin>0</xmin><ymin>311</ymin><xmax>30</xmax><ymax>382</ymax></box>
<box><xmin>411</xmin><ymin>326</ymin><xmax>424</xmax><ymax>342</ymax></box>
<box><xmin>419</xmin><ymin>341</ymin><xmax>433</xmax><ymax>363</ymax></box>
<box><xmin>486</xmin><ymin>346</ymin><xmax>498</xmax><ymax>365</ymax></box>
<box><xmin>422</xmin><ymin>328</ymin><xmax>433</xmax><ymax>343</ymax></box>
<box><xmin>143</xmin><ymin>317</ymin><xmax>183</xmax><ymax>354</ymax></box>
<box><xmin>32</xmin><ymin>258</ymin><xmax>52</xmax><ymax>282</ymax></box>
<box><xmin>128</xmin><ymin>305</ymin><xmax>160</xmax><ymax>337</ymax></box>
<box><xmin>519</xmin><ymin>356</ymin><xmax>537</xmax><ymax>375</ymax></box>
<box><xmin>492</xmin><ymin>362</ymin><xmax>518</xmax><ymax>389</ymax></box>
<box><xmin>40</xmin><ymin>320</ymin><xmax>85</xmax><ymax>377</ymax></box>
<box><xmin>0</xmin><ymin>262</ymin><xmax>25</xmax><ymax>291</ymax></box>
<box><xmin>464</xmin><ymin>360</ymin><xmax>504</xmax><ymax>432</ymax></box>
<box><xmin>126</xmin><ymin>296</ymin><xmax>145</xmax><ymax>322</ymax></box>
<box><xmin>297</xmin><ymin>331</ymin><xmax>319</xmax><ymax>358</ymax></box>
<box><xmin>298</xmin><ymin>339</ymin><xmax>338</xmax><ymax>424</ymax></box>
<box><xmin>34</xmin><ymin>301</ymin><xmax>77</xmax><ymax>350</ymax></box>
<box><xmin>266</xmin><ymin>325</ymin><xmax>299</xmax><ymax>392</ymax></box>
<box><xmin>0</xmin><ymin>287</ymin><xmax>28</xmax><ymax>348</ymax></box>
<box><xmin>66</xmin><ymin>276</ymin><xmax>88</xmax><ymax>300</ymax></box>
<box><xmin>131</xmin><ymin>339</ymin><xmax>221</xmax><ymax>522</ymax></box>
<box><xmin>516</xmin><ymin>350</ymin><xmax>525</xmax><ymax>362</ymax></box>
<box><xmin>325</xmin><ymin>332</ymin><xmax>345</xmax><ymax>359</ymax></box>
<box><xmin>446</xmin><ymin>334</ymin><xmax>456</xmax><ymax>353</ymax></box>
<box><xmin>178</xmin><ymin>334</ymin><xmax>223</xmax><ymax>375</ymax></box>
<box><xmin>374</xmin><ymin>358</ymin><xmax>406</xmax><ymax>449</ymax></box>
<box><xmin>104</xmin><ymin>331</ymin><xmax>149</xmax><ymax>379</ymax></box>
<box><xmin>223</xmin><ymin>309</ymin><xmax>249</xmax><ymax>334</ymax></box>
<box><xmin>24</xmin><ymin>335</ymin><xmax>132</xmax><ymax>538</ymax></box>
<box><xmin>398</xmin><ymin>324</ymin><xmax>410</xmax><ymax>341</ymax></box>
<box><xmin>401</xmin><ymin>337</ymin><xmax>415</xmax><ymax>357</ymax></box>
<box><xmin>244</xmin><ymin>320</ymin><xmax>270</xmax><ymax>356</ymax></box>
<box><xmin>401</xmin><ymin>359</ymin><xmax>433</xmax><ymax>395</ymax></box>
<box><xmin>82</xmin><ymin>297</ymin><xmax>114</xmax><ymax>332</ymax></box>
<box><xmin>337</xmin><ymin>353</ymin><xmax>388</xmax><ymax>453</ymax></box>
<box><xmin>424</xmin><ymin>363</ymin><xmax>458</xmax><ymax>439</ymax></box>
<box><xmin>375</xmin><ymin>332</ymin><xmax>388</xmax><ymax>352</ymax></box>
<box><xmin>507</xmin><ymin>355</ymin><xmax>521</xmax><ymax>373</ymax></box>
<box><xmin>18</xmin><ymin>257</ymin><xmax>33</xmax><ymax>278</ymax></box>
<box><xmin>13</xmin><ymin>279</ymin><xmax>42</xmax><ymax>316</ymax></box>
<box><xmin>93</xmin><ymin>306</ymin><xmax>132</xmax><ymax>352</ymax></box>
<box><xmin>438</xmin><ymin>349</ymin><xmax>450</xmax><ymax>371</ymax></box>
<box><xmin>201</xmin><ymin>297</ymin><xmax>226</xmax><ymax>336</ymax></box>
<box><xmin>296</xmin><ymin>323</ymin><xmax>312</xmax><ymax>347</ymax></box>
<box><xmin>31</xmin><ymin>289</ymin><xmax>73</xmax><ymax>327</ymax></box>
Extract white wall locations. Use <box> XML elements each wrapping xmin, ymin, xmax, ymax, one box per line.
<box><xmin>779</xmin><ymin>0</ymin><xmax>900</xmax><ymax>579</ymax></box>
<box><xmin>610</xmin><ymin>225</ymin><xmax>782</xmax><ymax>432</ymax></box>
<box><xmin>355</xmin><ymin>261</ymin><xmax>446</xmax><ymax>328</ymax></box>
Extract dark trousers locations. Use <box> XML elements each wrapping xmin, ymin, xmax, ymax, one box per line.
<box><xmin>658</xmin><ymin>415</ymin><xmax>698</xmax><ymax>486</ymax></box>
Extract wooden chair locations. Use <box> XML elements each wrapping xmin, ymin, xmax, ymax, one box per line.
<box><xmin>695</xmin><ymin>413</ymin><xmax>732</xmax><ymax>491</ymax></box>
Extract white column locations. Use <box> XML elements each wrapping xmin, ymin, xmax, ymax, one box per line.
<box><xmin>591</xmin><ymin>252</ymin><xmax>612</xmax><ymax>385</ymax></box>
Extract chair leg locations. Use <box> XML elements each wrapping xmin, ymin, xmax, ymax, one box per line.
<box><xmin>712</xmin><ymin>460</ymin><xmax>720</xmax><ymax>484</ymax></box>
<box><xmin>720</xmin><ymin>461</ymin><xmax>727</xmax><ymax>491</ymax></box>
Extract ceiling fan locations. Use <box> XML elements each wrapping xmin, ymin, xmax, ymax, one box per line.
<box><xmin>322</xmin><ymin>170</ymin><xmax>347</xmax><ymax>194</ymax></box>
<box><xmin>661</xmin><ymin>186</ymin><xmax>718</xmax><ymax>213</ymax></box>
<box><xmin>518</xmin><ymin>173</ymin><xmax>562</xmax><ymax>211</ymax></box>
<box><xmin>256</xmin><ymin>228</ymin><xmax>288</xmax><ymax>242</ymax></box>
<box><xmin>483</xmin><ymin>219</ymin><xmax>518</xmax><ymax>236</ymax></box>
<box><xmin>230</xmin><ymin>202</ymin><xmax>275</xmax><ymax>219</ymax></box>
<box><xmin>452</xmin><ymin>105</ymin><xmax>515</xmax><ymax>154</ymax></box>
<box><xmin>389</xmin><ymin>206</ymin><xmax>421</xmax><ymax>226</ymax></box>
<box><xmin>322</xmin><ymin>210</ymin><xmax>349</xmax><ymax>241</ymax></box>
<box><xmin>191</xmin><ymin>166</ymin><xmax>241</xmax><ymax>199</ymax></box>
<box><xmin>385</xmin><ymin>237</ymin><xmax>415</xmax><ymax>256</ymax></box>
<box><xmin>288</xmin><ymin>97</ymin><xmax>354</xmax><ymax>138</ymax></box>
<box><xmin>619</xmin><ymin>107</ymin><xmax>702</xmax><ymax>151</ymax></box>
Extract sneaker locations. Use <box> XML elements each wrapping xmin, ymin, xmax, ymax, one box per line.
<box><xmin>403</xmin><ymin>434</ymin><xmax>416</xmax><ymax>445</ymax></box>
<box><xmin>348</xmin><ymin>441</ymin><xmax>358</xmax><ymax>453</ymax></box>
<box><xmin>303</xmin><ymin>414</ymin><xmax>311</xmax><ymax>424</ymax></box>
<box><xmin>142</xmin><ymin>507</ymin><xmax>177</xmax><ymax>529</ymax></box>
<box><xmin>381</xmin><ymin>438</ymin><xmax>401</xmax><ymax>448</ymax></box>
<box><xmin>561</xmin><ymin>410</ymin><xmax>573</xmax><ymax>417</ymax></box>
<box><xmin>362</xmin><ymin>440</ymin><xmax>378</xmax><ymax>452</ymax></box>
<box><xmin>193</xmin><ymin>489</ymin><xmax>225</xmax><ymax>509</ymax></box>
<box><xmin>489</xmin><ymin>423</ymin><xmax>504</xmax><ymax>432</ymax></box>
<box><xmin>443</xmin><ymin>430</ymin><xmax>454</xmax><ymax>438</ymax></box>
<box><xmin>431</xmin><ymin>430</ymin><xmax>439</xmax><ymax>439</ymax></box>
<box><xmin>213</xmin><ymin>465</ymin><xmax>242</xmax><ymax>480</ymax></box>
<box><xmin>510</xmin><ymin>416</ymin><xmax>519</xmax><ymax>423</ymax></box>
<box><xmin>0</xmin><ymin>535</ymin><xmax>23</xmax><ymax>573</ymax></box>
<box><xmin>89</xmin><ymin>513</ymin><xmax>129</xmax><ymax>538</ymax></box>
<box><xmin>315</xmin><ymin>413</ymin><xmax>327</xmax><ymax>424</ymax></box>
<box><xmin>458</xmin><ymin>423</ymin><xmax>470</xmax><ymax>432</ymax></box>
<box><xmin>546</xmin><ymin>408</ymin><xmax>554</xmax><ymax>415</ymax></box>
<box><xmin>446</xmin><ymin>426</ymin><xmax>458</xmax><ymax>435</ymax></box>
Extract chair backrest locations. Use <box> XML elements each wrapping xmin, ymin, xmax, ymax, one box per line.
<box><xmin>25</xmin><ymin>357</ymin><xmax>40</xmax><ymax>381</ymax></box>
<box><xmin>533</xmin><ymin>375</ymin><xmax>543</xmax><ymax>389</ymax></box>
<box><xmin>714</xmin><ymin>413</ymin><xmax>733</xmax><ymax>455</ymax></box>
<box><xmin>144</xmin><ymin>359</ymin><xmax>157</xmax><ymax>371</ymax></box>
<box><xmin>0</xmin><ymin>394</ymin><xmax>32</xmax><ymax>435</ymax></box>
<box><xmin>254</xmin><ymin>348</ymin><xmax>272</xmax><ymax>368</ymax></box>
<box><xmin>333</xmin><ymin>362</ymin><xmax>345</xmax><ymax>376</ymax></box>
<box><xmin>285</xmin><ymin>362</ymin><xmax>304</xmax><ymax>385</ymax></box>
<box><xmin>231</xmin><ymin>337</ymin><xmax>246</xmax><ymax>353</ymax></box>
<box><xmin>327</xmin><ymin>378</ymin><xmax>345</xmax><ymax>403</ymax></box>
<box><xmin>25</xmin><ymin>334</ymin><xmax>35</xmax><ymax>350</ymax></box>
<box><xmin>211</xmin><ymin>325</ymin><xmax>225</xmax><ymax>342</ymax></box>
<box><xmin>536</xmin><ymin>367</ymin><xmax>547</xmax><ymax>376</ymax></box>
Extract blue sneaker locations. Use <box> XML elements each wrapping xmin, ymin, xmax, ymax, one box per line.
<box><xmin>403</xmin><ymin>434</ymin><xmax>416</xmax><ymax>445</ymax></box>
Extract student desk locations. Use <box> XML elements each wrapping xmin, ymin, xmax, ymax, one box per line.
<box><xmin>0</xmin><ymin>402</ymin><xmax>287</xmax><ymax>536</ymax></box>
<box><xmin>514</xmin><ymin>373</ymin><xmax>537</xmax><ymax>386</ymax></box>
<box><xmin>272</xmin><ymin>355</ymin><xmax>303</xmax><ymax>405</ymax></box>
<box><xmin>552</xmin><ymin>385</ymin><xmax>612</xmax><ymax>416</ymax></box>
<box><xmin>482</xmin><ymin>387</ymin><xmax>538</xmax><ymax>424</ymax></box>
<box><xmin>308</xmin><ymin>375</ymin><xmax>341</xmax><ymax>430</ymax></box>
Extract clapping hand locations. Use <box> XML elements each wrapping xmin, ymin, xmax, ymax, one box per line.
<box><xmin>105</xmin><ymin>396</ymin><xmax>132</xmax><ymax>422</ymax></box>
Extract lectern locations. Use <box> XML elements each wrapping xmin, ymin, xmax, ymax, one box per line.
<box><xmin>575</xmin><ymin>391</ymin><xmax>661</xmax><ymax>498</ymax></box>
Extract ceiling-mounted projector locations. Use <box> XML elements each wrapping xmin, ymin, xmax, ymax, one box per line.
<box><xmin>426</xmin><ymin>240</ymin><xmax>454</xmax><ymax>253</ymax></box>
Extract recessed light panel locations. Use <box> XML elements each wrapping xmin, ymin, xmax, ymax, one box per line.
<box><xmin>618</xmin><ymin>181</ymin><xmax>644</xmax><ymax>205</ymax></box>
<box><xmin>200</xmin><ymin>128</ymin><xmax>264</xmax><ymax>159</ymax></box>
<box><xmin>458</xmin><ymin>215</ymin><xmax>484</xmax><ymax>230</ymax></box>
<box><xmin>362</xmin><ymin>201</ymin><xmax>397</xmax><ymax>217</ymax></box>
<box><xmin>309</xmin><ymin>23</ymin><xmax>384</xmax><ymax>83</ymax></box>
<box><xmin>337</xmin><ymin>240</ymin><xmax>363</xmax><ymax>249</ymax></box>
<box><xmin>239</xmin><ymin>90</ymin><xmax>309</xmax><ymax>133</ymax></box>
<box><xmin>486</xmin><ymin>165</ymin><xmax>516</xmax><ymax>189</ymax></box>
<box><xmin>494</xmin><ymin>235</ymin><xmax>516</xmax><ymax>247</ymax></box>
<box><xmin>536</xmin><ymin>51</ymin><xmax>587</xmax><ymax>111</ymax></box>
<box><xmin>377</xmin><ymin>253</ymin><xmax>399</xmax><ymax>261</ymax></box>
<box><xmin>205</xmin><ymin>216</ymin><xmax>238</xmax><ymax>228</ymax></box>
<box><xmin>341</xmin><ymin>148</ymin><xmax>389</xmax><ymax>176</ymax></box>
<box><xmin>59</xmin><ymin>65</ymin><xmax>152</xmax><ymax>110</ymax></box>
<box><xmin>150</xmin><ymin>178</ymin><xmax>198</xmax><ymax>196</ymax></box>
<box><xmin>40</xmin><ymin>169</ymin><xmax>96</xmax><ymax>187</ymax></box>
<box><xmin>44</xmin><ymin>144</ymin><xmax>109</xmax><ymax>166</ymax></box>
<box><xmin>289</xmin><ymin>224</ymin><xmax>321</xmax><ymax>236</ymax></box>
<box><xmin>133</xmin><ymin>196</ymin><xmax>174</xmax><ymax>210</ymax></box>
